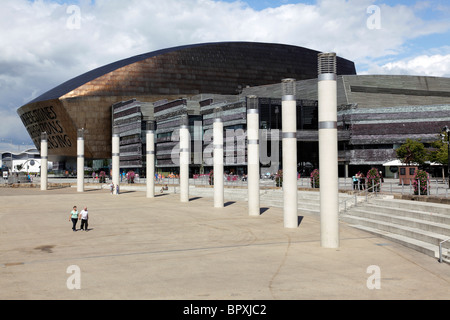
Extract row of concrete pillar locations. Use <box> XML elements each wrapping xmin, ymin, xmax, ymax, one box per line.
<box><xmin>39</xmin><ymin>53</ymin><xmax>339</xmax><ymax>248</ymax></box>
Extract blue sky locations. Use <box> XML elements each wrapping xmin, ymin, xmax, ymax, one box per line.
<box><xmin>0</xmin><ymin>0</ymin><xmax>449</xmax><ymax>150</ymax></box>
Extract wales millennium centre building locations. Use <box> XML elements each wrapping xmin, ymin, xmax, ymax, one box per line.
<box><xmin>17</xmin><ymin>41</ymin><xmax>450</xmax><ymax>178</ymax></box>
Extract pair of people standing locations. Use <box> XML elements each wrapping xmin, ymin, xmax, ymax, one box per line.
<box><xmin>69</xmin><ymin>206</ymin><xmax>89</xmax><ymax>231</ymax></box>
<box><xmin>109</xmin><ymin>183</ymin><xmax>120</xmax><ymax>195</ymax></box>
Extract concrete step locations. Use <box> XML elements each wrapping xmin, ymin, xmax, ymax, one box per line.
<box><xmin>373</xmin><ymin>199</ymin><xmax>450</xmax><ymax>216</ymax></box>
<box><xmin>443</xmin><ymin>251</ymin><xmax>450</xmax><ymax>264</ymax></box>
<box><xmin>347</xmin><ymin>224</ymin><xmax>449</xmax><ymax>261</ymax></box>
<box><xmin>342</xmin><ymin>197</ymin><xmax>450</xmax><ymax>263</ymax></box>
<box><xmin>344</xmin><ymin>208</ymin><xmax>450</xmax><ymax>238</ymax></box>
<box><xmin>341</xmin><ymin>214</ymin><xmax>450</xmax><ymax>250</ymax></box>
<box><xmin>360</xmin><ymin>203</ymin><xmax>450</xmax><ymax>225</ymax></box>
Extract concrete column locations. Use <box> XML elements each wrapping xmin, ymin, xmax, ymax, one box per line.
<box><xmin>77</xmin><ymin>128</ymin><xmax>85</xmax><ymax>193</ymax></box>
<box><xmin>180</xmin><ymin>115</ymin><xmax>190</xmax><ymax>203</ymax></box>
<box><xmin>282</xmin><ymin>79</ymin><xmax>298</xmax><ymax>228</ymax></box>
<box><xmin>213</xmin><ymin>111</ymin><xmax>224</xmax><ymax>208</ymax></box>
<box><xmin>40</xmin><ymin>132</ymin><xmax>48</xmax><ymax>191</ymax></box>
<box><xmin>112</xmin><ymin>132</ymin><xmax>120</xmax><ymax>195</ymax></box>
<box><xmin>146</xmin><ymin>124</ymin><xmax>155</xmax><ymax>199</ymax></box>
<box><xmin>318</xmin><ymin>53</ymin><xmax>339</xmax><ymax>248</ymax></box>
<box><xmin>247</xmin><ymin>96</ymin><xmax>260</xmax><ymax>216</ymax></box>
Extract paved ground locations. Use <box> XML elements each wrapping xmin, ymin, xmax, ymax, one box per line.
<box><xmin>0</xmin><ymin>186</ymin><xmax>449</xmax><ymax>300</ymax></box>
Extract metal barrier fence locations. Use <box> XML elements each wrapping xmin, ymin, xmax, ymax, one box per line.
<box><xmin>2</xmin><ymin>174</ymin><xmax>449</xmax><ymax>198</ymax></box>
<box><xmin>341</xmin><ymin>178</ymin><xmax>449</xmax><ymax>197</ymax></box>
<box><xmin>143</xmin><ymin>176</ymin><xmax>450</xmax><ymax>197</ymax></box>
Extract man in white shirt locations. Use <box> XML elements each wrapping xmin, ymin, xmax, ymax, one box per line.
<box><xmin>79</xmin><ymin>206</ymin><xmax>89</xmax><ymax>231</ymax></box>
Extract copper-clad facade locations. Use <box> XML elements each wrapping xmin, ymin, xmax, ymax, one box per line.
<box><xmin>17</xmin><ymin>42</ymin><xmax>356</xmax><ymax>160</ymax></box>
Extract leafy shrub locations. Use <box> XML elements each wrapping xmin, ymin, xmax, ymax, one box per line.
<box><xmin>275</xmin><ymin>170</ymin><xmax>283</xmax><ymax>187</ymax></box>
<box><xmin>413</xmin><ymin>170</ymin><xmax>429</xmax><ymax>195</ymax></box>
<box><xmin>310</xmin><ymin>169</ymin><xmax>320</xmax><ymax>188</ymax></box>
<box><xmin>127</xmin><ymin>171</ymin><xmax>135</xmax><ymax>183</ymax></box>
<box><xmin>99</xmin><ymin>171</ymin><xmax>106</xmax><ymax>183</ymax></box>
<box><xmin>366</xmin><ymin>168</ymin><xmax>381</xmax><ymax>192</ymax></box>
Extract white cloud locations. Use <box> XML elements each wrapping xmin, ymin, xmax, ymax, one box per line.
<box><xmin>1</xmin><ymin>0</ymin><xmax>450</xmax><ymax>144</ymax></box>
<box><xmin>0</xmin><ymin>109</ymin><xmax>35</xmax><ymax>147</ymax></box>
<box><xmin>366</xmin><ymin>52</ymin><xmax>450</xmax><ymax>77</ymax></box>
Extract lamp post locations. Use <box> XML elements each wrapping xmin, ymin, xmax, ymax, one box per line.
<box><xmin>281</xmin><ymin>78</ymin><xmax>298</xmax><ymax>228</ymax></box>
<box><xmin>180</xmin><ymin>114</ymin><xmax>190</xmax><ymax>203</ymax></box>
<box><xmin>112</xmin><ymin>128</ymin><xmax>120</xmax><ymax>195</ymax></box>
<box><xmin>318</xmin><ymin>52</ymin><xmax>339</xmax><ymax>248</ymax></box>
<box><xmin>442</xmin><ymin>125</ymin><xmax>450</xmax><ymax>188</ymax></box>
<box><xmin>247</xmin><ymin>95</ymin><xmax>260</xmax><ymax>216</ymax></box>
<box><xmin>77</xmin><ymin>128</ymin><xmax>85</xmax><ymax>193</ymax></box>
<box><xmin>40</xmin><ymin>132</ymin><xmax>48</xmax><ymax>191</ymax></box>
<box><xmin>146</xmin><ymin>121</ymin><xmax>155</xmax><ymax>198</ymax></box>
<box><xmin>214</xmin><ymin>108</ymin><xmax>224</xmax><ymax>208</ymax></box>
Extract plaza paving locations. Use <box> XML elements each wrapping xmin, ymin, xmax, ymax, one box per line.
<box><xmin>0</xmin><ymin>186</ymin><xmax>449</xmax><ymax>300</ymax></box>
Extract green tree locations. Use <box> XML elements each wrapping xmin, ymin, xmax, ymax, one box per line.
<box><xmin>396</xmin><ymin>139</ymin><xmax>428</xmax><ymax>165</ymax></box>
<box><xmin>429</xmin><ymin>134</ymin><xmax>448</xmax><ymax>165</ymax></box>
<box><xmin>429</xmin><ymin>133</ymin><xmax>449</xmax><ymax>179</ymax></box>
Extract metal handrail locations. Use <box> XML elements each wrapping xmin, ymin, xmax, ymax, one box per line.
<box><xmin>439</xmin><ymin>238</ymin><xmax>450</xmax><ymax>263</ymax></box>
<box><xmin>340</xmin><ymin>181</ymin><xmax>381</xmax><ymax>213</ymax></box>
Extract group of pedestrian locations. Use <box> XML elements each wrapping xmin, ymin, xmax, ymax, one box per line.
<box><xmin>69</xmin><ymin>205</ymin><xmax>89</xmax><ymax>232</ymax></box>
<box><xmin>109</xmin><ymin>183</ymin><xmax>119</xmax><ymax>194</ymax></box>
<box><xmin>352</xmin><ymin>172</ymin><xmax>366</xmax><ymax>190</ymax></box>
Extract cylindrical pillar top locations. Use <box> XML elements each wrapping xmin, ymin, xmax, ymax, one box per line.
<box><xmin>41</xmin><ymin>132</ymin><xmax>48</xmax><ymax>141</ymax></box>
<box><xmin>180</xmin><ymin>114</ymin><xmax>189</xmax><ymax>127</ymax></box>
<box><xmin>282</xmin><ymin>78</ymin><xmax>296</xmax><ymax>97</ymax></box>
<box><xmin>247</xmin><ymin>95</ymin><xmax>258</xmax><ymax>111</ymax></box>
<box><xmin>318</xmin><ymin>52</ymin><xmax>337</xmax><ymax>75</ymax></box>
<box><xmin>146</xmin><ymin>120</ymin><xmax>156</xmax><ymax>132</ymax></box>
<box><xmin>213</xmin><ymin>107</ymin><xmax>222</xmax><ymax>121</ymax></box>
<box><xmin>77</xmin><ymin>128</ymin><xmax>85</xmax><ymax>139</ymax></box>
<box><xmin>112</xmin><ymin>126</ymin><xmax>120</xmax><ymax>136</ymax></box>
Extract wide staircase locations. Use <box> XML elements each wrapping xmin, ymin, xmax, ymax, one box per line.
<box><xmin>341</xmin><ymin>197</ymin><xmax>450</xmax><ymax>263</ymax></box>
<box><xmin>181</xmin><ymin>185</ymin><xmax>450</xmax><ymax>263</ymax></box>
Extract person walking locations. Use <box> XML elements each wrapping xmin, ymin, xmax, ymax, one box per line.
<box><xmin>69</xmin><ymin>206</ymin><xmax>79</xmax><ymax>231</ymax></box>
<box><xmin>79</xmin><ymin>206</ymin><xmax>89</xmax><ymax>231</ymax></box>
